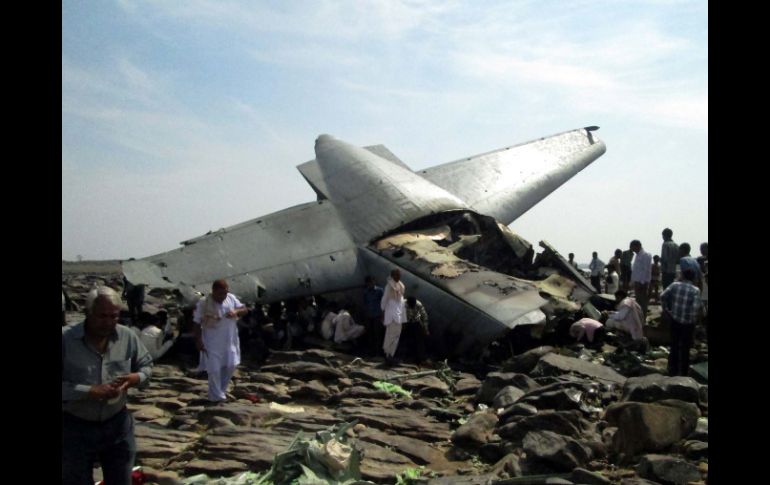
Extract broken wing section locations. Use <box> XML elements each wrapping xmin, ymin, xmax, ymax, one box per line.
<box><xmin>122</xmin><ymin>200</ymin><xmax>363</xmax><ymax>303</ymax></box>
<box><xmin>419</xmin><ymin>127</ymin><xmax>606</xmax><ymax>225</ymax></box>
<box><xmin>370</xmin><ymin>212</ymin><xmax>549</xmax><ymax>333</ymax></box>
<box><xmin>297</xmin><ymin>135</ymin><xmax>468</xmax><ymax>244</ymax></box>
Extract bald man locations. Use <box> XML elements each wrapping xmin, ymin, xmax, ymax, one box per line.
<box><xmin>194</xmin><ymin>279</ymin><xmax>248</xmax><ymax>402</ymax></box>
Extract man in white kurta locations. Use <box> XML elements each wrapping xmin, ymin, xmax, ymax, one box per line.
<box><xmin>381</xmin><ymin>269</ymin><xmax>406</xmax><ymax>363</ymax></box>
<box><xmin>194</xmin><ymin>279</ymin><xmax>248</xmax><ymax>402</ymax></box>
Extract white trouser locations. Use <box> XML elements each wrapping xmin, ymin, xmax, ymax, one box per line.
<box><xmin>208</xmin><ymin>365</ymin><xmax>236</xmax><ymax>401</ymax></box>
<box><xmin>383</xmin><ymin>323</ymin><xmax>403</xmax><ymax>358</ymax></box>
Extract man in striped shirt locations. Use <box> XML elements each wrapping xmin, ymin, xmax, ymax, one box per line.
<box><xmin>660</xmin><ymin>268</ymin><xmax>703</xmax><ymax>376</ymax></box>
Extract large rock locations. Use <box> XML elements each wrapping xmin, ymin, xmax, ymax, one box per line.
<box><xmin>132</xmin><ymin>405</ymin><xmax>167</xmax><ymax>421</ymax></box>
<box><xmin>194</xmin><ymin>426</ymin><xmax>295</xmax><ymax>470</ymax></box>
<box><xmin>522</xmin><ymin>430</ymin><xmax>592</xmax><ymax>472</ymax></box>
<box><xmin>490</xmin><ymin>453</ymin><xmax>523</xmax><ymax>478</ymax></box>
<box><xmin>197</xmin><ymin>402</ymin><xmax>273</xmax><ymax>427</ymax></box>
<box><xmin>288</xmin><ymin>379</ymin><xmax>332</xmax><ymax>401</ymax></box>
<box><xmin>681</xmin><ymin>440</ymin><xmax>708</xmax><ymax>460</ymax></box>
<box><xmin>337</xmin><ymin>406</ymin><xmax>453</xmax><ymax>442</ymax></box>
<box><xmin>358</xmin><ymin>427</ymin><xmax>452</xmax><ymax>469</ymax></box>
<box><xmin>502</xmin><ymin>346</ymin><xmax>556</xmax><ymax>373</ymax></box>
<box><xmin>492</xmin><ymin>386</ymin><xmax>526</xmax><ymax>409</ymax></box>
<box><xmin>265</xmin><ymin>348</ymin><xmax>358</xmax><ymax>366</ymax></box>
<box><xmin>259</xmin><ymin>361</ymin><xmax>346</xmax><ymax>381</ymax></box>
<box><xmin>570</xmin><ymin>467</ymin><xmax>611</xmax><ymax>485</ymax></box>
<box><xmin>454</xmin><ymin>375</ymin><xmax>482</xmax><ymax>395</ymax></box>
<box><xmin>451</xmin><ymin>411</ymin><xmax>499</xmax><ymax>447</ymax></box>
<box><xmin>622</xmin><ymin>375</ymin><xmax>700</xmax><ymax>404</ymax></box>
<box><xmin>531</xmin><ymin>353</ymin><xmax>627</xmax><ymax>385</ymax></box>
<box><xmin>604</xmin><ymin>400</ymin><xmax>700</xmax><ymax>456</ymax></box>
<box><xmin>498</xmin><ymin>410</ymin><xmax>588</xmax><ymax>442</ymax></box>
<box><xmin>335</xmin><ymin>385</ymin><xmax>393</xmax><ymax>400</ymax></box>
<box><xmin>636</xmin><ymin>454</ymin><xmax>701</xmax><ymax>485</ymax></box>
<box><xmin>134</xmin><ymin>422</ymin><xmax>199</xmax><ymax>460</ymax></box>
<box><xmin>476</xmin><ymin>372</ymin><xmax>540</xmax><ymax>404</ymax></box>
<box><xmin>518</xmin><ymin>388</ymin><xmax>586</xmax><ymax>412</ymax></box>
<box><xmin>402</xmin><ymin>375</ymin><xmax>451</xmax><ymax>398</ymax></box>
<box><xmin>353</xmin><ymin>439</ymin><xmax>417</xmax><ymax>482</ymax></box>
<box><xmin>499</xmin><ymin>402</ymin><xmax>539</xmax><ymax>421</ymax></box>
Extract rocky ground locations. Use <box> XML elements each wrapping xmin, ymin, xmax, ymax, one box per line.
<box><xmin>62</xmin><ymin>264</ymin><xmax>708</xmax><ymax>485</ymax></box>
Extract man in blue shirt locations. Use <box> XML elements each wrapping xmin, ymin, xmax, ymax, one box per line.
<box><xmin>363</xmin><ymin>276</ymin><xmax>384</xmax><ymax>355</ymax></box>
<box><xmin>678</xmin><ymin>243</ymin><xmax>703</xmax><ymax>290</ymax></box>
<box><xmin>62</xmin><ymin>286</ymin><xmax>153</xmax><ymax>485</ymax></box>
<box><xmin>660</xmin><ymin>269</ymin><xmax>702</xmax><ymax>376</ymax></box>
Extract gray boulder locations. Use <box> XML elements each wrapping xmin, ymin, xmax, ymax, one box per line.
<box><xmin>502</xmin><ymin>346</ymin><xmax>556</xmax><ymax>373</ymax></box>
<box><xmin>531</xmin><ymin>353</ymin><xmax>627</xmax><ymax>385</ymax></box>
<box><xmin>498</xmin><ymin>410</ymin><xmax>588</xmax><ymax>442</ymax></box>
<box><xmin>476</xmin><ymin>372</ymin><xmax>540</xmax><ymax>404</ymax></box>
<box><xmin>454</xmin><ymin>374</ymin><xmax>482</xmax><ymax>395</ymax></box>
<box><xmin>681</xmin><ymin>440</ymin><xmax>708</xmax><ymax>460</ymax></box>
<box><xmin>493</xmin><ymin>385</ymin><xmax>526</xmax><ymax>409</ymax></box>
<box><xmin>636</xmin><ymin>454</ymin><xmax>701</xmax><ymax>485</ymax></box>
<box><xmin>451</xmin><ymin>411</ymin><xmax>499</xmax><ymax>447</ymax></box>
<box><xmin>604</xmin><ymin>400</ymin><xmax>700</xmax><ymax>456</ymax></box>
<box><xmin>522</xmin><ymin>430</ymin><xmax>592</xmax><ymax>472</ymax></box>
<box><xmin>622</xmin><ymin>375</ymin><xmax>700</xmax><ymax>404</ymax></box>
<box><xmin>499</xmin><ymin>402</ymin><xmax>539</xmax><ymax>421</ymax></box>
<box><xmin>570</xmin><ymin>467</ymin><xmax>611</xmax><ymax>485</ymax></box>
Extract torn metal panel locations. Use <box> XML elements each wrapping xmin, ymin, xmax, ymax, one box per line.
<box><xmin>533</xmin><ymin>274</ymin><xmax>583</xmax><ymax>313</ymax></box>
<box><xmin>537</xmin><ymin>240</ymin><xmax>595</xmax><ymax>297</ymax></box>
<box><xmin>370</xmin><ymin>212</ymin><xmax>548</xmax><ymax>335</ymax></box>
<box><xmin>358</xmin><ymin>248</ymin><xmax>540</xmax><ymax>357</ymax></box>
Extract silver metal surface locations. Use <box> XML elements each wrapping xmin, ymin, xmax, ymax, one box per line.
<box><xmin>420</xmin><ymin>127</ymin><xmax>606</xmax><ymax>225</ymax></box>
<box><xmin>122</xmin><ymin>127</ymin><xmax>607</xmax><ymax>355</ymax></box>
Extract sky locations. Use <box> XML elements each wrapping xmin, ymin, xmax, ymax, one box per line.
<box><xmin>62</xmin><ymin>0</ymin><xmax>707</xmax><ymax>265</ymax></box>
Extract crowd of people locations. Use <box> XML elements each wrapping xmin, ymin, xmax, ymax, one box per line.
<box><xmin>62</xmin><ymin>226</ymin><xmax>708</xmax><ymax>484</ymax></box>
<box><xmin>567</xmin><ymin>228</ymin><xmax>708</xmax><ymax>377</ymax></box>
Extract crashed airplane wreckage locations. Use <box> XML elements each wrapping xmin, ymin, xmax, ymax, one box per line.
<box><xmin>123</xmin><ymin>127</ymin><xmax>606</xmax><ymax>356</ymax></box>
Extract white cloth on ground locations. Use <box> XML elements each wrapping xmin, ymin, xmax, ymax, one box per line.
<box><xmin>606</xmin><ymin>297</ymin><xmax>645</xmax><ymax>340</ymax></box>
<box><xmin>139</xmin><ymin>325</ymin><xmax>174</xmax><ymax>361</ymax></box>
<box><xmin>320</xmin><ymin>311</ymin><xmax>338</xmax><ymax>340</ymax></box>
<box><xmin>333</xmin><ymin>310</ymin><xmax>365</xmax><ymax>343</ymax></box>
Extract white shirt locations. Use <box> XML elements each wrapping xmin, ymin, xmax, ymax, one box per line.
<box><xmin>606</xmin><ymin>297</ymin><xmax>645</xmax><ymax>340</ymax></box>
<box><xmin>194</xmin><ymin>293</ymin><xmax>244</xmax><ymax>369</ymax></box>
<box><xmin>381</xmin><ymin>277</ymin><xmax>406</xmax><ymax>326</ymax></box>
<box><xmin>631</xmin><ymin>249</ymin><xmax>652</xmax><ymax>284</ymax></box>
<box><xmin>589</xmin><ymin>258</ymin><xmax>605</xmax><ymax>277</ymax></box>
